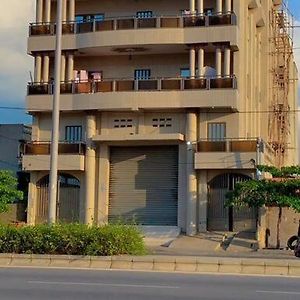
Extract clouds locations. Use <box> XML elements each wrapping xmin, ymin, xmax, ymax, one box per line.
<box><xmin>0</xmin><ymin>1</ymin><xmax>35</xmax><ymax>108</ymax></box>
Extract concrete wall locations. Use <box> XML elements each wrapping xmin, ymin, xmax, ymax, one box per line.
<box><xmin>0</xmin><ymin>203</ymin><xmax>26</xmax><ymax>224</ymax></box>
<box><xmin>259</xmin><ymin>207</ymin><xmax>300</xmax><ymax>249</ymax></box>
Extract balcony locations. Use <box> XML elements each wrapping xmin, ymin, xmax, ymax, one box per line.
<box><xmin>28</xmin><ymin>76</ymin><xmax>237</xmax><ymax>95</ymax></box>
<box><xmin>194</xmin><ymin>139</ymin><xmax>274</xmax><ymax>169</ymax></box>
<box><xmin>27</xmin><ymin>13</ymin><xmax>239</xmax><ymax>53</ymax></box>
<box><xmin>29</xmin><ymin>13</ymin><xmax>237</xmax><ymax>36</ymax></box>
<box><xmin>26</xmin><ymin>76</ymin><xmax>238</xmax><ymax>111</ymax></box>
<box><xmin>22</xmin><ymin>142</ymin><xmax>85</xmax><ymax>171</ymax></box>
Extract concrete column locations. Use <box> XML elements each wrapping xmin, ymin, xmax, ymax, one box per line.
<box><xmin>189</xmin><ymin>0</ymin><xmax>196</xmax><ymax>13</ymax></box>
<box><xmin>36</xmin><ymin>0</ymin><xmax>43</xmax><ymax>23</ymax></box>
<box><xmin>224</xmin><ymin>47</ymin><xmax>231</xmax><ymax>77</ymax></box>
<box><xmin>62</xmin><ymin>0</ymin><xmax>67</xmax><ymax>22</ymax></box>
<box><xmin>215</xmin><ymin>48</ymin><xmax>222</xmax><ymax>78</ymax></box>
<box><xmin>225</xmin><ymin>0</ymin><xmax>232</xmax><ymax>13</ymax></box>
<box><xmin>68</xmin><ymin>0</ymin><xmax>75</xmax><ymax>21</ymax></box>
<box><xmin>42</xmin><ymin>54</ymin><xmax>50</xmax><ymax>83</ymax></box>
<box><xmin>60</xmin><ymin>54</ymin><xmax>66</xmax><ymax>82</ymax></box>
<box><xmin>34</xmin><ymin>55</ymin><xmax>42</xmax><ymax>82</ymax></box>
<box><xmin>186</xmin><ymin>112</ymin><xmax>197</xmax><ymax>236</ymax></box>
<box><xmin>189</xmin><ymin>47</ymin><xmax>196</xmax><ymax>78</ymax></box>
<box><xmin>97</xmin><ymin>144</ymin><xmax>110</xmax><ymax>225</ymax></box>
<box><xmin>85</xmin><ymin>114</ymin><xmax>96</xmax><ymax>225</ymax></box>
<box><xmin>197</xmin><ymin>47</ymin><xmax>205</xmax><ymax>77</ymax></box>
<box><xmin>44</xmin><ymin>0</ymin><xmax>51</xmax><ymax>23</ymax></box>
<box><xmin>198</xmin><ymin>171</ymin><xmax>208</xmax><ymax>232</ymax></box>
<box><xmin>27</xmin><ymin>172</ymin><xmax>38</xmax><ymax>225</ymax></box>
<box><xmin>216</xmin><ymin>0</ymin><xmax>223</xmax><ymax>14</ymax></box>
<box><xmin>197</xmin><ymin>0</ymin><xmax>204</xmax><ymax>15</ymax></box>
<box><xmin>66</xmin><ymin>54</ymin><xmax>74</xmax><ymax>81</ymax></box>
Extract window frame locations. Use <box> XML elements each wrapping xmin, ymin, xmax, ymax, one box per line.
<box><xmin>65</xmin><ymin>125</ymin><xmax>83</xmax><ymax>143</ymax></box>
<box><xmin>207</xmin><ymin>122</ymin><xmax>226</xmax><ymax>141</ymax></box>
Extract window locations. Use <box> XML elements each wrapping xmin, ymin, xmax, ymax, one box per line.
<box><xmin>134</xmin><ymin>69</ymin><xmax>151</xmax><ymax>80</ymax></box>
<box><xmin>207</xmin><ymin>123</ymin><xmax>226</xmax><ymax>140</ymax></box>
<box><xmin>65</xmin><ymin>126</ymin><xmax>82</xmax><ymax>142</ymax></box>
<box><xmin>136</xmin><ymin>11</ymin><xmax>153</xmax><ymax>18</ymax></box>
<box><xmin>152</xmin><ymin>118</ymin><xmax>172</xmax><ymax>128</ymax></box>
<box><xmin>75</xmin><ymin>14</ymin><xmax>104</xmax><ymax>23</ymax></box>
<box><xmin>113</xmin><ymin>119</ymin><xmax>133</xmax><ymax>128</ymax></box>
<box><xmin>180</xmin><ymin>68</ymin><xmax>190</xmax><ymax>78</ymax></box>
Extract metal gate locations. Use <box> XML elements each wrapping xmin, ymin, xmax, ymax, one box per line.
<box><xmin>208</xmin><ymin>173</ymin><xmax>257</xmax><ymax>232</ymax></box>
<box><xmin>109</xmin><ymin>146</ymin><xmax>178</xmax><ymax>226</ymax></box>
<box><xmin>36</xmin><ymin>174</ymin><xmax>80</xmax><ymax>223</ymax></box>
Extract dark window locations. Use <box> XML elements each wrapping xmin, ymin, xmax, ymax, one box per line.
<box><xmin>75</xmin><ymin>14</ymin><xmax>104</xmax><ymax>23</ymax></box>
<box><xmin>136</xmin><ymin>11</ymin><xmax>153</xmax><ymax>18</ymax></box>
<box><xmin>65</xmin><ymin>126</ymin><xmax>82</xmax><ymax>142</ymax></box>
<box><xmin>113</xmin><ymin>119</ymin><xmax>133</xmax><ymax>128</ymax></box>
<box><xmin>134</xmin><ymin>69</ymin><xmax>151</xmax><ymax>80</ymax></box>
<box><xmin>152</xmin><ymin>118</ymin><xmax>172</xmax><ymax>128</ymax></box>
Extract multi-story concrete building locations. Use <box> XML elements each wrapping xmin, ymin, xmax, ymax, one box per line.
<box><xmin>23</xmin><ymin>0</ymin><xmax>298</xmax><ymax>235</ymax></box>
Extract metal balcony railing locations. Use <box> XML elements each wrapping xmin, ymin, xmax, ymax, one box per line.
<box><xmin>23</xmin><ymin>142</ymin><xmax>86</xmax><ymax>155</ymax></box>
<box><xmin>27</xmin><ymin>76</ymin><xmax>237</xmax><ymax>95</ymax></box>
<box><xmin>29</xmin><ymin>12</ymin><xmax>237</xmax><ymax>36</ymax></box>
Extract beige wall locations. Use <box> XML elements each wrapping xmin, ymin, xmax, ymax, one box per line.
<box><xmin>73</xmin><ymin>53</ymin><xmax>215</xmax><ymax>80</ymax></box>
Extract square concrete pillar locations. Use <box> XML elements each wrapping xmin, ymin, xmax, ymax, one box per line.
<box><xmin>198</xmin><ymin>170</ymin><xmax>208</xmax><ymax>232</ymax></box>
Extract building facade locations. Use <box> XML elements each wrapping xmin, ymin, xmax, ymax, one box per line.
<box><xmin>23</xmin><ymin>0</ymin><xmax>298</xmax><ymax>234</ymax></box>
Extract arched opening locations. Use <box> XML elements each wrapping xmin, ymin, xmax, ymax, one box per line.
<box><xmin>208</xmin><ymin>173</ymin><xmax>257</xmax><ymax>232</ymax></box>
<box><xmin>36</xmin><ymin>173</ymin><xmax>80</xmax><ymax>223</ymax></box>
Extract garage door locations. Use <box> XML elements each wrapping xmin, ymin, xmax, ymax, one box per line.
<box><xmin>109</xmin><ymin>146</ymin><xmax>178</xmax><ymax>226</ymax></box>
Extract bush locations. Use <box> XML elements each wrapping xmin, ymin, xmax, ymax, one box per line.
<box><xmin>0</xmin><ymin>224</ymin><xmax>146</xmax><ymax>256</ymax></box>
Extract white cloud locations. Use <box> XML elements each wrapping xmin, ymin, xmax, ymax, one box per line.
<box><xmin>0</xmin><ymin>1</ymin><xmax>35</xmax><ymax>106</ymax></box>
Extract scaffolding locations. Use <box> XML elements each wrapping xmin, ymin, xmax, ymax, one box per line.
<box><xmin>269</xmin><ymin>1</ymin><xmax>294</xmax><ymax>167</ymax></box>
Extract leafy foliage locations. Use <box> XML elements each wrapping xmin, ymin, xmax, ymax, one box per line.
<box><xmin>0</xmin><ymin>224</ymin><xmax>146</xmax><ymax>256</ymax></box>
<box><xmin>226</xmin><ymin>179</ymin><xmax>300</xmax><ymax>213</ymax></box>
<box><xmin>0</xmin><ymin>171</ymin><xmax>23</xmax><ymax>213</ymax></box>
<box><xmin>257</xmin><ymin>165</ymin><xmax>300</xmax><ymax>177</ymax></box>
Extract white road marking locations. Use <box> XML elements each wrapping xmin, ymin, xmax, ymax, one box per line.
<box><xmin>256</xmin><ymin>290</ymin><xmax>300</xmax><ymax>295</ymax></box>
<box><xmin>28</xmin><ymin>280</ymin><xmax>179</xmax><ymax>289</ymax></box>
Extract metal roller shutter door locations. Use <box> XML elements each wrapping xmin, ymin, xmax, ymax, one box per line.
<box><xmin>109</xmin><ymin>146</ymin><xmax>178</xmax><ymax>226</ymax></box>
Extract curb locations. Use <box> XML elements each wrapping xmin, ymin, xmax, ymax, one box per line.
<box><xmin>0</xmin><ymin>254</ymin><xmax>299</xmax><ymax>276</ymax></box>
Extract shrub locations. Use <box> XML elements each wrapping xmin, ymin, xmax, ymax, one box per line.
<box><xmin>0</xmin><ymin>224</ymin><xmax>146</xmax><ymax>256</ymax></box>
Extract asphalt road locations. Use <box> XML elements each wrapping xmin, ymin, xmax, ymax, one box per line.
<box><xmin>0</xmin><ymin>267</ymin><xmax>299</xmax><ymax>300</ymax></box>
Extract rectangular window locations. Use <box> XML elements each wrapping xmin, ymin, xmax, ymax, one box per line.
<box><xmin>180</xmin><ymin>68</ymin><xmax>190</xmax><ymax>78</ymax></box>
<box><xmin>113</xmin><ymin>119</ymin><xmax>133</xmax><ymax>128</ymax></box>
<box><xmin>75</xmin><ymin>14</ymin><xmax>104</xmax><ymax>23</ymax></box>
<box><xmin>152</xmin><ymin>118</ymin><xmax>172</xmax><ymax>128</ymax></box>
<box><xmin>65</xmin><ymin>126</ymin><xmax>82</xmax><ymax>142</ymax></box>
<box><xmin>136</xmin><ymin>11</ymin><xmax>153</xmax><ymax>18</ymax></box>
<box><xmin>134</xmin><ymin>69</ymin><xmax>151</xmax><ymax>80</ymax></box>
<box><xmin>207</xmin><ymin>123</ymin><xmax>226</xmax><ymax>140</ymax></box>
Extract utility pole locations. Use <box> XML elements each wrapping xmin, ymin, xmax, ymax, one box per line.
<box><xmin>49</xmin><ymin>0</ymin><xmax>63</xmax><ymax>224</ymax></box>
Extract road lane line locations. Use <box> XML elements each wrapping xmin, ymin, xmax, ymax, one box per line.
<box><xmin>28</xmin><ymin>280</ymin><xmax>179</xmax><ymax>289</ymax></box>
<box><xmin>256</xmin><ymin>290</ymin><xmax>300</xmax><ymax>295</ymax></box>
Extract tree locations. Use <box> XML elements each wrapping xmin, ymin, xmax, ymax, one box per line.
<box><xmin>0</xmin><ymin>170</ymin><xmax>23</xmax><ymax>213</ymax></box>
<box><xmin>226</xmin><ymin>179</ymin><xmax>300</xmax><ymax>248</ymax></box>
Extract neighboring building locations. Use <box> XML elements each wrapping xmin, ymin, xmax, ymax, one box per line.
<box><xmin>23</xmin><ymin>0</ymin><xmax>298</xmax><ymax>235</ymax></box>
<box><xmin>0</xmin><ymin>124</ymin><xmax>31</xmax><ymax>224</ymax></box>
<box><xmin>0</xmin><ymin>124</ymin><xmax>31</xmax><ymax>173</ymax></box>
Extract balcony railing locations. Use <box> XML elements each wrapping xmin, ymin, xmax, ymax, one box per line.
<box><xmin>23</xmin><ymin>142</ymin><xmax>86</xmax><ymax>155</ymax></box>
<box><xmin>29</xmin><ymin>12</ymin><xmax>237</xmax><ymax>36</ymax></box>
<box><xmin>197</xmin><ymin>139</ymin><xmax>259</xmax><ymax>153</ymax></box>
<box><xmin>27</xmin><ymin>76</ymin><xmax>237</xmax><ymax>95</ymax></box>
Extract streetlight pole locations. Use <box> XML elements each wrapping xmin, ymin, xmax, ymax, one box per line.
<box><xmin>49</xmin><ymin>0</ymin><xmax>63</xmax><ymax>224</ymax></box>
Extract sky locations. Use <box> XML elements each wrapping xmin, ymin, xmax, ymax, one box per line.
<box><xmin>0</xmin><ymin>1</ymin><xmax>299</xmax><ymax>125</ymax></box>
